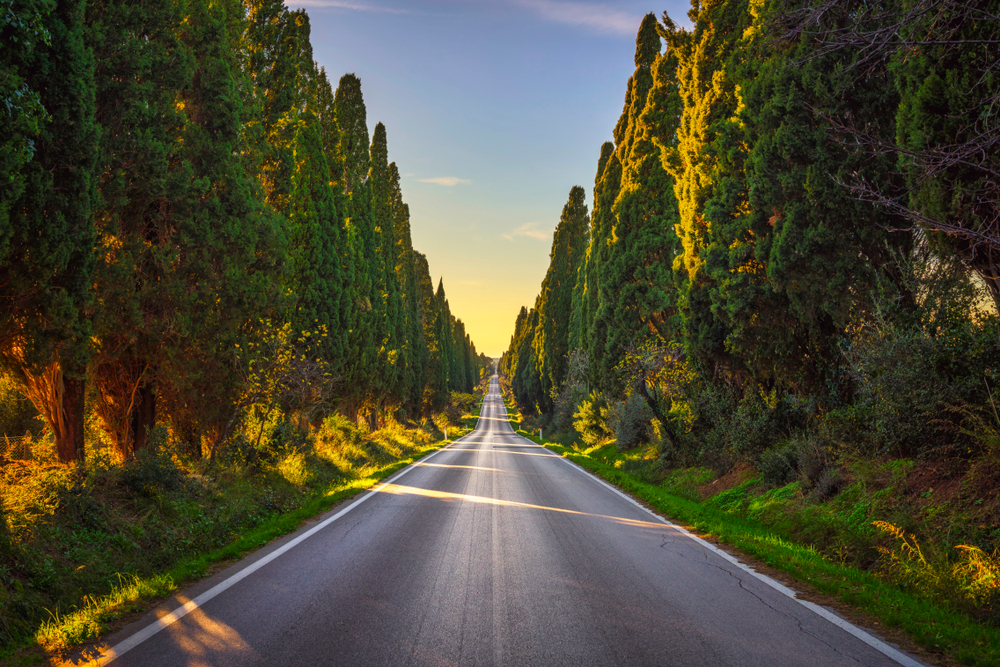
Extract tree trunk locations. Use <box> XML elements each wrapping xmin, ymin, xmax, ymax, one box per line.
<box><xmin>60</xmin><ymin>376</ymin><xmax>86</xmax><ymax>463</ymax></box>
<box><xmin>20</xmin><ymin>362</ymin><xmax>86</xmax><ymax>464</ymax></box>
<box><xmin>131</xmin><ymin>382</ymin><xmax>156</xmax><ymax>454</ymax></box>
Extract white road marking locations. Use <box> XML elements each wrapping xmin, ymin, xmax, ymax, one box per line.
<box><xmin>95</xmin><ymin>437</ymin><xmax>466</xmax><ymax>665</ymax></box>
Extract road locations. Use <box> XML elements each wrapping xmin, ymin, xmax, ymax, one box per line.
<box><xmin>85</xmin><ymin>376</ymin><xmax>923</xmax><ymax>666</ymax></box>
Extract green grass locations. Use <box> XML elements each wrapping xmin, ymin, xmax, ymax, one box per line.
<box><xmin>523</xmin><ymin>434</ymin><xmax>1000</xmax><ymax>667</ymax></box>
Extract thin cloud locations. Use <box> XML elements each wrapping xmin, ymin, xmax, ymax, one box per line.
<box><xmin>502</xmin><ymin>222</ymin><xmax>550</xmax><ymax>242</ymax></box>
<box><xmin>283</xmin><ymin>0</ymin><xmax>408</xmax><ymax>13</ymax></box>
<box><xmin>418</xmin><ymin>176</ymin><xmax>471</xmax><ymax>186</ymax></box>
<box><xmin>511</xmin><ymin>0</ymin><xmax>640</xmax><ymax>36</ymax></box>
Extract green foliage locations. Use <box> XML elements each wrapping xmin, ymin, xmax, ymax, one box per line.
<box><xmin>0</xmin><ymin>0</ymin><xmax>96</xmax><ymax>461</ymax></box>
<box><xmin>0</xmin><ymin>373</ymin><xmax>41</xmax><ymax>438</ymax></box>
<box><xmin>831</xmin><ymin>316</ymin><xmax>1000</xmax><ymax>456</ymax></box>
<box><xmin>607</xmin><ymin>393</ymin><xmax>652</xmax><ymax>451</ymax></box>
<box><xmin>573</xmin><ymin>393</ymin><xmax>610</xmax><ymax>447</ymax></box>
<box><xmin>595</xmin><ymin>16</ymin><xmax>683</xmax><ymax>389</ymax></box>
<box><xmin>534</xmin><ymin>186</ymin><xmax>590</xmax><ymax>407</ymax></box>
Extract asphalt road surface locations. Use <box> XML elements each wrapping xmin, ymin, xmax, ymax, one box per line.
<box><xmin>84</xmin><ymin>376</ymin><xmax>924</xmax><ymax>667</ymax></box>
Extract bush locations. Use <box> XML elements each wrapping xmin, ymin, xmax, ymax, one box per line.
<box><xmin>688</xmin><ymin>382</ymin><xmax>811</xmax><ymax>466</ymax></box>
<box><xmin>550</xmin><ymin>381</ymin><xmax>588</xmax><ymax>436</ymax></box>
<box><xmin>837</xmin><ymin>318</ymin><xmax>1000</xmax><ymax>456</ymax></box>
<box><xmin>759</xmin><ymin>443</ymin><xmax>798</xmax><ymax>487</ymax></box>
<box><xmin>758</xmin><ymin>436</ymin><xmax>836</xmax><ymax>492</ymax></box>
<box><xmin>112</xmin><ymin>430</ymin><xmax>185</xmax><ymax>497</ymax></box>
<box><xmin>607</xmin><ymin>393</ymin><xmax>652</xmax><ymax>451</ymax></box>
<box><xmin>573</xmin><ymin>393</ymin><xmax>610</xmax><ymax>447</ymax></box>
<box><xmin>0</xmin><ymin>372</ymin><xmax>41</xmax><ymax>439</ymax></box>
<box><xmin>437</xmin><ymin>392</ymin><xmax>478</xmax><ymax>427</ymax></box>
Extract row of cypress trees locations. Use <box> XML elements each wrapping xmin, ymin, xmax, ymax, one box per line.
<box><xmin>503</xmin><ymin>2</ymin><xmax>998</xmax><ymax>431</ymax></box>
<box><xmin>0</xmin><ymin>0</ymin><xmax>486</xmax><ymax>463</ymax></box>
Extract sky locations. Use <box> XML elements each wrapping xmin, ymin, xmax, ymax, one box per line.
<box><xmin>283</xmin><ymin>0</ymin><xmax>692</xmax><ymax>357</ymax></box>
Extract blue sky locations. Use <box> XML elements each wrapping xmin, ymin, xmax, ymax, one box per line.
<box><xmin>284</xmin><ymin>0</ymin><xmax>692</xmax><ymax>356</ymax></box>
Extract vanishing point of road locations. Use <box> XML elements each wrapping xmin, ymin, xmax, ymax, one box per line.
<box><xmin>82</xmin><ymin>377</ymin><xmax>925</xmax><ymax>666</ymax></box>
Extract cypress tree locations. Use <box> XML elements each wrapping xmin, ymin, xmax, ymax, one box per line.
<box><xmin>501</xmin><ymin>307</ymin><xmax>529</xmax><ymax>383</ymax></box>
<box><xmin>663</xmin><ymin>0</ymin><xmax>750</xmax><ymax>373</ymax></box>
<box><xmin>413</xmin><ymin>251</ymin><xmax>439</xmax><ymax>415</ymax></box>
<box><xmin>333</xmin><ymin>73</ymin><xmax>378</xmax><ymax>422</ymax></box>
<box><xmin>334</xmin><ymin>73</ymin><xmax>370</xmax><ymax>195</ymax></box>
<box><xmin>286</xmin><ymin>110</ymin><xmax>345</xmax><ymax>365</ymax></box>
<box><xmin>424</xmin><ymin>277</ymin><xmax>452</xmax><ymax>411</ymax></box>
<box><xmin>584</xmin><ymin>146</ymin><xmax>623</xmax><ymax>388</ymax></box>
<box><xmin>86</xmin><ymin>0</ymin><xmax>192</xmax><ymax>459</ymax></box>
<box><xmin>535</xmin><ymin>185</ymin><xmax>590</xmax><ymax>408</ymax></box>
<box><xmin>369</xmin><ymin>122</ymin><xmax>406</xmax><ymax>418</ymax></box>
<box><xmin>0</xmin><ymin>0</ymin><xmax>97</xmax><ymax>462</ymax></box>
<box><xmin>719</xmin><ymin>0</ymin><xmax>911</xmax><ymax>395</ymax></box>
<box><xmin>453</xmin><ymin>318</ymin><xmax>470</xmax><ymax>392</ymax></box>
<box><xmin>513</xmin><ymin>305</ymin><xmax>543</xmax><ymax>413</ymax></box>
<box><xmin>390</xmin><ymin>163</ymin><xmax>426</xmax><ymax>413</ymax></box>
<box><xmin>596</xmin><ymin>14</ymin><xmax>684</xmax><ymax>396</ymax></box>
<box><xmin>160</xmin><ymin>0</ymin><xmax>287</xmax><ymax>454</ymax></box>
<box><xmin>569</xmin><ymin>142</ymin><xmax>616</xmax><ymax>355</ymax></box>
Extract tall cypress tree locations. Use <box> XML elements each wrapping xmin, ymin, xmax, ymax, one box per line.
<box><xmin>161</xmin><ymin>0</ymin><xmax>286</xmax><ymax>454</ymax></box>
<box><xmin>424</xmin><ymin>277</ymin><xmax>452</xmax><ymax>411</ymax></box>
<box><xmin>715</xmin><ymin>0</ymin><xmax>911</xmax><ymax>396</ymax></box>
<box><xmin>389</xmin><ymin>162</ymin><xmax>425</xmax><ymax>412</ymax></box>
<box><xmin>583</xmin><ymin>145</ymin><xmax>623</xmax><ymax>388</ymax></box>
<box><xmin>569</xmin><ymin>142</ymin><xmax>616</xmax><ymax>356</ymax></box>
<box><xmin>86</xmin><ymin>0</ymin><xmax>193</xmax><ymax>459</ymax></box>
<box><xmin>413</xmin><ymin>251</ymin><xmax>438</xmax><ymax>416</ymax></box>
<box><xmin>368</xmin><ymin>122</ymin><xmax>406</xmax><ymax>419</ymax></box>
<box><xmin>333</xmin><ymin>73</ymin><xmax>379</xmax><ymax>422</ymax></box>
<box><xmin>0</xmin><ymin>0</ymin><xmax>97</xmax><ymax>462</ymax></box>
<box><xmin>501</xmin><ymin>306</ymin><xmax>529</xmax><ymax>384</ymax></box>
<box><xmin>663</xmin><ymin>0</ymin><xmax>750</xmax><ymax>373</ymax></box>
<box><xmin>513</xmin><ymin>305</ymin><xmax>543</xmax><ymax>413</ymax></box>
<box><xmin>535</xmin><ymin>185</ymin><xmax>590</xmax><ymax>408</ymax></box>
<box><xmin>286</xmin><ymin>111</ymin><xmax>345</xmax><ymax>362</ymax></box>
<box><xmin>597</xmin><ymin>16</ymin><xmax>684</xmax><ymax>393</ymax></box>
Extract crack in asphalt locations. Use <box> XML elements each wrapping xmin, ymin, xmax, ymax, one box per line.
<box><xmin>696</xmin><ymin>551</ymin><xmax>867</xmax><ymax>666</ymax></box>
<box><xmin>660</xmin><ymin>533</ymin><xmax>690</xmax><ymax>557</ymax></box>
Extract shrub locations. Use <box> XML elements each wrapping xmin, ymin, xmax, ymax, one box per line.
<box><xmin>0</xmin><ymin>372</ymin><xmax>41</xmax><ymax>439</ymax></box>
<box><xmin>838</xmin><ymin>317</ymin><xmax>1000</xmax><ymax>456</ymax></box>
<box><xmin>758</xmin><ymin>443</ymin><xmax>798</xmax><ymax>487</ymax></box>
<box><xmin>686</xmin><ymin>381</ymin><xmax>811</xmax><ymax>467</ymax></box>
<box><xmin>115</xmin><ymin>447</ymin><xmax>184</xmax><ymax>497</ymax></box>
<box><xmin>607</xmin><ymin>393</ymin><xmax>652</xmax><ymax>451</ymax></box>
<box><xmin>874</xmin><ymin>521</ymin><xmax>1000</xmax><ymax>622</ymax></box>
<box><xmin>573</xmin><ymin>393</ymin><xmax>610</xmax><ymax>447</ymax></box>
